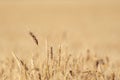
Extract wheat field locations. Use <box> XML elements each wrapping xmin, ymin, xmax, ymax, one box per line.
<box><xmin>0</xmin><ymin>0</ymin><xmax>120</xmax><ymax>80</ymax></box>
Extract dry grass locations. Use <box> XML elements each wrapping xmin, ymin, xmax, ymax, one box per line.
<box><xmin>0</xmin><ymin>32</ymin><xmax>120</xmax><ymax>80</ymax></box>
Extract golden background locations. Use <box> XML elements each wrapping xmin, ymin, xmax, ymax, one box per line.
<box><xmin>0</xmin><ymin>0</ymin><xmax>120</xmax><ymax>62</ymax></box>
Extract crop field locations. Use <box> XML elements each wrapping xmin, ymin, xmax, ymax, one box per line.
<box><xmin>0</xmin><ymin>0</ymin><xmax>120</xmax><ymax>80</ymax></box>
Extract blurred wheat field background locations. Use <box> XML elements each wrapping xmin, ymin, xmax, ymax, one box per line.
<box><xmin>0</xmin><ymin>0</ymin><xmax>120</xmax><ymax>80</ymax></box>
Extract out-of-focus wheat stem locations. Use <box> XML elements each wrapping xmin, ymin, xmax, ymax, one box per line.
<box><xmin>11</xmin><ymin>52</ymin><xmax>21</xmax><ymax>72</ymax></box>
<box><xmin>11</xmin><ymin>52</ymin><xmax>21</xmax><ymax>80</ymax></box>
<box><xmin>58</xmin><ymin>45</ymin><xmax>61</xmax><ymax>66</ymax></box>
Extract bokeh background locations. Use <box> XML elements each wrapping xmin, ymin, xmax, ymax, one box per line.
<box><xmin>0</xmin><ymin>0</ymin><xmax>120</xmax><ymax>62</ymax></box>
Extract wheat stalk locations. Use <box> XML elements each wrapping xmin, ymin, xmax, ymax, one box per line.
<box><xmin>29</xmin><ymin>31</ymin><xmax>39</xmax><ymax>46</ymax></box>
<box><xmin>50</xmin><ymin>46</ymin><xmax>53</xmax><ymax>60</ymax></box>
<box><xmin>11</xmin><ymin>52</ymin><xmax>21</xmax><ymax>72</ymax></box>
